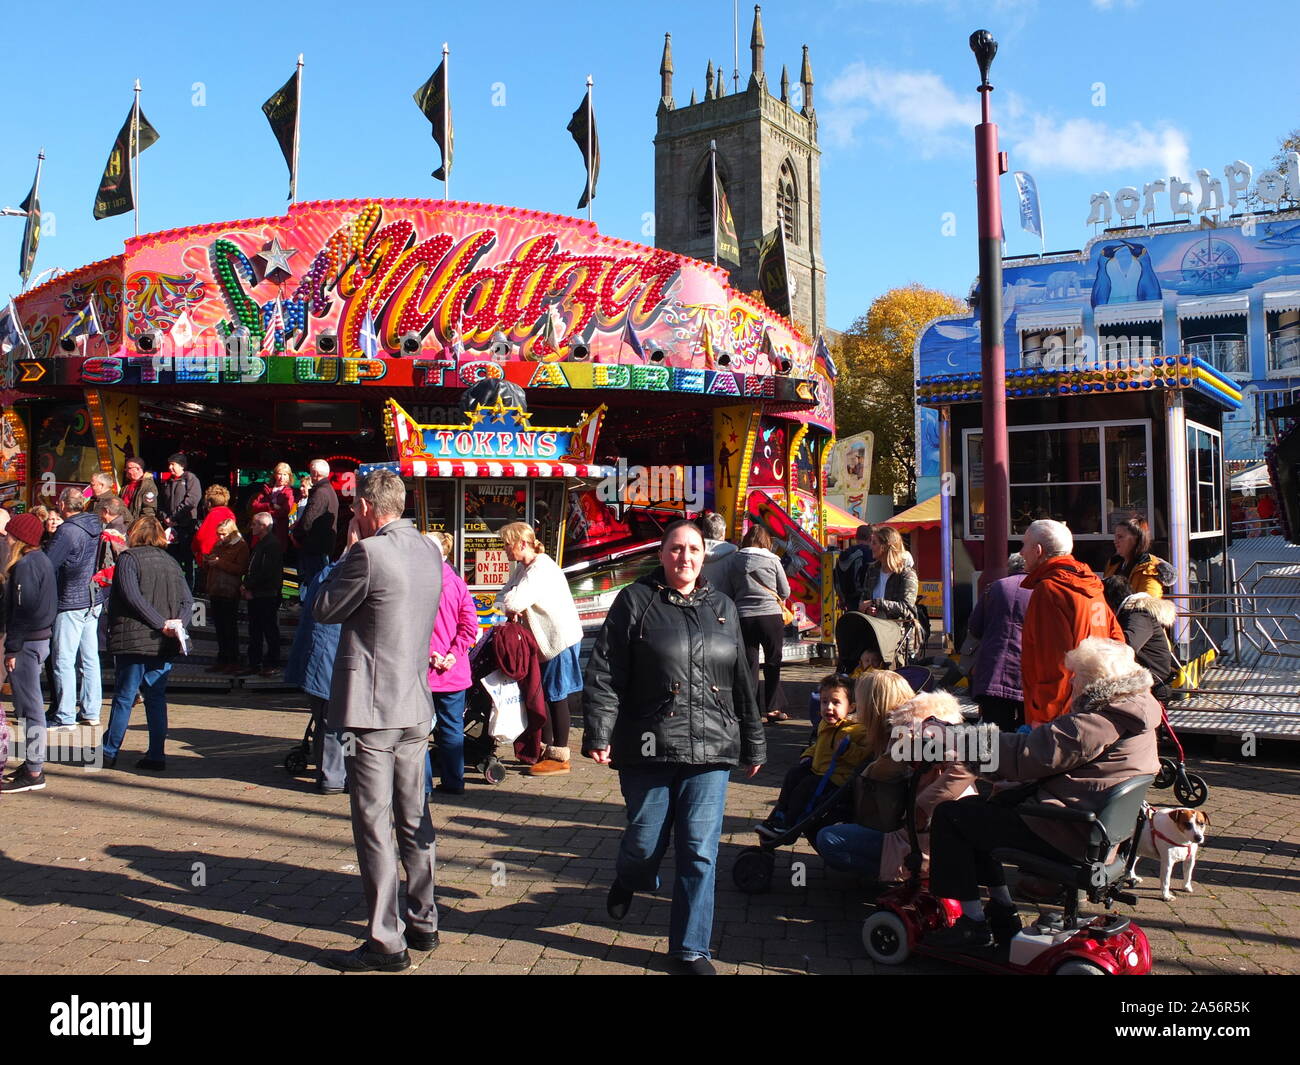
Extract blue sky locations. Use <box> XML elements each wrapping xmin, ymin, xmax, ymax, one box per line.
<box><xmin>2</xmin><ymin>0</ymin><xmax>1297</xmax><ymax>330</ymax></box>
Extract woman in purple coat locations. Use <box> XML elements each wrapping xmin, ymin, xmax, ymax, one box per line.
<box><xmin>966</xmin><ymin>553</ymin><xmax>1033</xmax><ymax>731</ymax></box>
<box><xmin>426</xmin><ymin>532</ymin><xmax>481</xmax><ymax>795</ymax></box>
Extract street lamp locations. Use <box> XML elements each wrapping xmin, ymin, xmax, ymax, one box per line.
<box><xmin>971</xmin><ymin>29</ymin><xmax>1009</xmax><ymax>588</ymax></box>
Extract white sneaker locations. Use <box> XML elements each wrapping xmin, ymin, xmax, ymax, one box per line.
<box><xmin>47</xmin><ymin>724</ymin><xmax>79</xmax><ymax>734</ymax></box>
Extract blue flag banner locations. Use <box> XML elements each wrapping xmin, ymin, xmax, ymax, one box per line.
<box><xmin>1013</xmin><ymin>171</ymin><xmax>1043</xmax><ymax>240</ymax></box>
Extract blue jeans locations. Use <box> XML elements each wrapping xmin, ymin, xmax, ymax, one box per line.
<box><xmin>51</xmin><ymin>604</ymin><xmax>103</xmax><ymax>724</ymax></box>
<box><xmin>103</xmin><ymin>655</ymin><xmax>172</xmax><ymax>761</ymax></box>
<box><xmin>814</xmin><ymin>823</ymin><xmax>885</xmax><ymax>876</ymax></box>
<box><xmin>616</xmin><ymin>764</ymin><xmax>729</xmax><ymax>960</ymax></box>
<box><xmin>431</xmin><ymin>689</ymin><xmax>466</xmax><ymax>790</ymax></box>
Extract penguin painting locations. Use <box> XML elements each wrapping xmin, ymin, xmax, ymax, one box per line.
<box><xmin>1092</xmin><ymin>240</ymin><xmax>1162</xmax><ymax>306</ymax></box>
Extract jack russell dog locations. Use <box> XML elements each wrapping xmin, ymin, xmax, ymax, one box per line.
<box><xmin>1130</xmin><ymin>805</ymin><xmax>1210</xmax><ymax>900</ymax></box>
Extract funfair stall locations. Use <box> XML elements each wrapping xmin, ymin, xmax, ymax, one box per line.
<box><xmin>2</xmin><ymin>199</ymin><xmax>836</xmax><ymax>627</ymax></box>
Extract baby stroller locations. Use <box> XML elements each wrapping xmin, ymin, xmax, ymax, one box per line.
<box><xmin>1151</xmin><ymin>702</ymin><xmax>1207</xmax><ymax>807</ymax></box>
<box><xmin>283</xmin><ymin>711</ymin><xmax>317</xmax><ymax>775</ymax></box>
<box><xmin>431</xmin><ymin>628</ymin><xmax>508</xmax><ymax>785</ymax></box>
<box><xmin>732</xmin><ymin>737</ymin><xmax>864</xmax><ymax>894</ymax></box>
<box><xmin>835</xmin><ymin>611</ymin><xmax>908</xmax><ymax>673</ymax></box>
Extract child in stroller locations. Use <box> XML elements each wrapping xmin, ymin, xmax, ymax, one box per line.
<box><xmin>815</xmin><ymin>690</ymin><xmax>976</xmax><ymax>881</ymax></box>
<box><xmin>734</xmin><ymin>670</ymin><xmax>917</xmax><ymax>893</ymax></box>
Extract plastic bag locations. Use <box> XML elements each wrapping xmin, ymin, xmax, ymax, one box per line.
<box><xmin>482</xmin><ymin>669</ymin><xmax>526</xmax><ymax>742</ymax></box>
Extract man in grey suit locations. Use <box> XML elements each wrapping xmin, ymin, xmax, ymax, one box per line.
<box><xmin>315</xmin><ymin>469</ymin><xmax>443</xmax><ymax>972</ymax></box>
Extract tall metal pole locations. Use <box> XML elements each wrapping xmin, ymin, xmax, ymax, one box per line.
<box><xmin>132</xmin><ymin>79</ymin><xmax>142</xmax><ymax>238</ymax></box>
<box><xmin>292</xmin><ymin>54</ymin><xmax>303</xmax><ymax>205</ymax></box>
<box><xmin>442</xmin><ymin>43</ymin><xmax>450</xmax><ymax>201</ymax></box>
<box><xmin>585</xmin><ymin>75</ymin><xmax>593</xmax><ymax>223</ymax></box>
<box><xmin>710</xmin><ymin>140</ymin><xmax>719</xmax><ymax>265</ymax></box>
<box><xmin>971</xmin><ymin>30</ymin><xmax>1008</xmax><ymax>589</ymax></box>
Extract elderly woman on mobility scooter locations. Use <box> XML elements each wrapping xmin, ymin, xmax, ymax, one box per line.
<box><xmin>923</xmin><ymin>636</ymin><xmax>1161</xmax><ymax>951</ymax></box>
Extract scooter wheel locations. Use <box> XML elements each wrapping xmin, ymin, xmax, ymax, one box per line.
<box><xmin>1153</xmin><ymin>758</ymin><xmax>1176</xmax><ymax>789</ymax></box>
<box><xmin>483</xmin><ymin>758</ymin><xmax>507</xmax><ymax>786</ymax></box>
<box><xmin>862</xmin><ymin>910</ymin><xmax>911</xmax><ymax>965</ymax></box>
<box><xmin>1174</xmin><ymin>774</ymin><xmax>1208</xmax><ymax>808</ymax></box>
<box><xmin>732</xmin><ymin>847</ymin><xmax>775</xmax><ymax>894</ymax></box>
<box><xmin>284</xmin><ymin>749</ymin><xmax>308</xmax><ymax>774</ymax></box>
<box><xmin>1053</xmin><ymin>959</ymin><xmax>1107</xmax><ymax>975</ymax></box>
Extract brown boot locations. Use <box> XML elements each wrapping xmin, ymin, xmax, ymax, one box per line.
<box><xmin>528</xmin><ymin>746</ymin><xmax>571</xmax><ymax>776</ymax></box>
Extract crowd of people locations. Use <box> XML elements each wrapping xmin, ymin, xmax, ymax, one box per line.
<box><xmin>0</xmin><ymin>460</ymin><xmax>1178</xmax><ymax>975</ymax></box>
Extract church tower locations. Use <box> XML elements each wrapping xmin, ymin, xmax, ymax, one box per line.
<box><xmin>653</xmin><ymin>7</ymin><xmax>826</xmax><ymax>336</ymax></box>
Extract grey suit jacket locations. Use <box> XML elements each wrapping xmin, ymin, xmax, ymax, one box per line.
<box><xmin>313</xmin><ymin>518</ymin><xmax>443</xmax><ymax>730</ymax></box>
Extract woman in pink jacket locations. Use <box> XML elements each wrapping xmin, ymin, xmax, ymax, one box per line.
<box><xmin>427</xmin><ymin>532</ymin><xmax>481</xmax><ymax>795</ymax></box>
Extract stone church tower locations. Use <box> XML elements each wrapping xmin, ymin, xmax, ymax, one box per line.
<box><xmin>653</xmin><ymin>6</ymin><xmax>826</xmax><ymax>336</ymax></box>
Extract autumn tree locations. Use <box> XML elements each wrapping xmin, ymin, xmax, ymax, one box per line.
<box><xmin>833</xmin><ymin>284</ymin><xmax>965</xmax><ymax>503</ymax></box>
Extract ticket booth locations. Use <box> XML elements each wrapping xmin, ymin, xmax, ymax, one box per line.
<box><xmin>359</xmin><ymin>397</ymin><xmax>614</xmax><ymax>624</ymax></box>
<box><xmin>917</xmin><ymin>356</ymin><xmax>1239</xmax><ymax>660</ymax></box>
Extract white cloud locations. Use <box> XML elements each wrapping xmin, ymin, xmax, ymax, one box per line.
<box><xmin>821</xmin><ymin>61</ymin><xmax>1188</xmax><ymax>177</ymax></box>
<box><xmin>1010</xmin><ymin>115</ymin><xmax>1189</xmax><ymax>178</ymax></box>
<box><xmin>823</xmin><ymin>63</ymin><xmax>978</xmax><ymax>153</ymax></box>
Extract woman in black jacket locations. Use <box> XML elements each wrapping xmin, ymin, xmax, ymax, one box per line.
<box><xmin>3</xmin><ymin>513</ymin><xmax>59</xmax><ymax>792</ymax></box>
<box><xmin>584</xmin><ymin>520</ymin><xmax>765</xmax><ymax>974</ymax></box>
<box><xmin>1103</xmin><ymin>576</ymin><xmax>1179</xmax><ymax>703</ymax></box>
<box><xmin>101</xmin><ymin>517</ymin><xmax>193</xmax><ymax>771</ymax></box>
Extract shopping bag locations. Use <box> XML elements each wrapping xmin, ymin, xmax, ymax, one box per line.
<box><xmin>482</xmin><ymin>669</ymin><xmax>526</xmax><ymax>742</ymax></box>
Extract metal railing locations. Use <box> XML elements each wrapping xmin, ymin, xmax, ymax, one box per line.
<box><xmin>1184</xmin><ymin>334</ymin><xmax>1248</xmax><ymax>375</ymax></box>
<box><xmin>1267</xmin><ymin>331</ymin><xmax>1300</xmax><ymax>374</ymax></box>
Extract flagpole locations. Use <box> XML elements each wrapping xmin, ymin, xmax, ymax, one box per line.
<box><xmin>733</xmin><ymin>0</ymin><xmax>740</xmax><ymax>92</ymax></box>
<box><xmin>21</xmin><ymin>150</ymin><xmax>44</xmax><ymax>291</ymax></box>
<box><xmin>585</xmin><ymin>75</ymin><xmax>593</xmax><ymax>223</ymax></box>
<box><xmin>442</xmin><ymin>43</ymin><xmax>451</xmax><ymax>201</ymax></box>
<box><xmin>132</xmin><ymin>79</ymin><xmax>142</xmax><ymax>238</ymax></box>
<box><xmin>292</xmin><ymin>54</ymin><xmax>303</xmax><ymax>206</ymax></box>
<box><xmin>710</xmin><ymin>140</ymin><xmax>719</xmax><ymax>266</ymax></box>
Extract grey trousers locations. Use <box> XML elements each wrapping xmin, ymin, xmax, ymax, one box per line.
<box><xmin>10</xmin><ymin>640</ymin><xmax>50</xmax><ymax>773</ymax></box>
<box><xmin>345</xmin><ymin>722</ymin><xmax>439</xmax><ymax>954</ymax></box>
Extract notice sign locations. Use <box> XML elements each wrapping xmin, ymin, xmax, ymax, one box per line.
<box><xmin>476</xmin><ymin>548</ymin><xmax>513</xmax><ymax>586</ymax></box>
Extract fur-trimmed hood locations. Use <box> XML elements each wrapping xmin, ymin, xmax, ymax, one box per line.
<box><xmin>1073</xmin><ymin>666</ymin><xmax>1155</xmax><ymax>716</ymax></box>
<box><xmin>1120</xmin><ymin>592</ymin><xmax>1177</xmax><ymax>628</ymax></box>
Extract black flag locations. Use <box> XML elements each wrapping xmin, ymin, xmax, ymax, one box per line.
<box><xmin>758</xmin><ymin>225</ymin><xmax>792</xmax><ymax>319</ymax></box>
<box><xmin>94</xmin><ymin>100</ymin><xmax>160</xmax><ymax>220</ymax></box>
<box><xmin>18</xmin><ymin>155</ymin><xmax>42</xmax><ymax>285</ymax></box>
<box><xmin>413</xmin><ymin>60</ymin><xmax>453</xmax><ymax>181</ymax></box>
<box><xmin>262</xmin><ymin>66</ymin><xmax>300</xmax><ymax>200</ymax></box>
<box><xmin>566</xmin><ymin>89</ymin><xmax>600</xmax><ymax>209</ymax></box>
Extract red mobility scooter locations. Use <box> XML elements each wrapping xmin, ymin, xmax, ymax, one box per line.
<box><xmin>861</xmin><ymin>771</ymin><xmax>1155</xmax><ymax>975</ymax></box>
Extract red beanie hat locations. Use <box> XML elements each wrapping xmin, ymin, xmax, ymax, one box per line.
<box><xmin>8</xmin><ymin>512</ymin><xmax>44</xmax><ymax>547</ymax></box>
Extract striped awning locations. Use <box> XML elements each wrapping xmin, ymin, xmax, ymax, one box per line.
<box><xmin>1016</xmin><ymin>307</ymin><xmax>1084</xmax><ymax>332</ymax></box>
<box><xmin>1263</xmin><ymin>289</ymin><xmax>1300</xmax><ymax>314</ymax></box>
<box><xmin>1094</xmin><ymin>299</ymin><xmax>1164</xmax><ymax>327</ymax></box>
<box><xmin>358</xmin><ymin>459</ymin><xmax>617</xmax><ymax>479</ymax></box>
<box><xmin>1177</xmin><ymin>295</ymin><xmax>1249</xmax><ymax>319</ymax></box>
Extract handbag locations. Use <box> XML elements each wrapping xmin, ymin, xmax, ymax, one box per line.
<box><xmin>765</xmin><ymin>585</ymin><xmax>795</xmax><ymax>626</ymax></box>
<box><xmin>853</xmin><ymin>768</ymin><xmax>911</xmax><ymax>832</ymax></box>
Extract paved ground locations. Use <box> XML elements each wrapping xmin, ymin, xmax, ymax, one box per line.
<box><xmin>2</xmin><ymin>683</ymin><xmax>1298</xmax><ymax>976</ymax></box>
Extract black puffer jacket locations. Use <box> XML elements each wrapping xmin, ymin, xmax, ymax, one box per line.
<box><xmin>583</xmin><ymin>568</ymin><xmax>765</xmax><ymax>770</ymax></box>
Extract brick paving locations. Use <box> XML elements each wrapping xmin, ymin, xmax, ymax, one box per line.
<box><xmin>2</xmin><ymin>684</ymin><xmax>1297</xmax><ymax>975</ymax></box>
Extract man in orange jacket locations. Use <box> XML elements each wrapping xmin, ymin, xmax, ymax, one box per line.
<box><xmin>1019</xmin><ymin>519</ymin><xmax>1123</xmax><ymax>726</ymax></box>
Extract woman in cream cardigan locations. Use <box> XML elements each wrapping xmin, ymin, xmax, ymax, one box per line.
<box><xmin>496</xmin><ymin>522</ymin><xmax>584</xmax><ymax>775</ymax></box>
